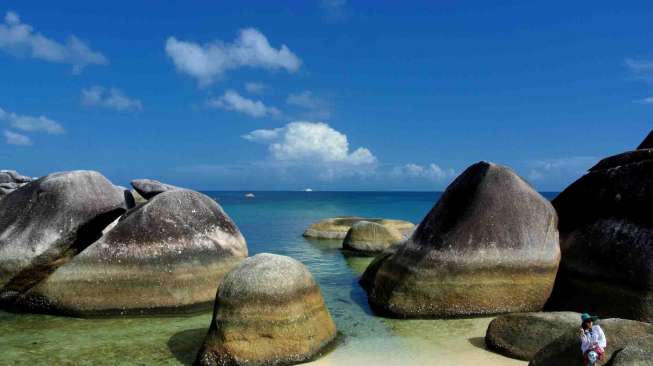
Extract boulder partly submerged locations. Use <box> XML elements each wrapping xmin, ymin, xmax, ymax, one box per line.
<box><xmin>0</xmin><ymin>171</ymin><xmax>127</xmax><ymax>304</ymax></box>
<box><xmin>485</xmin><ymin>312</ymin><xmax>580</xmax><ymax>361</ymax></box>
<box><xmin>342</xmin><ymin>220</ymin><xmax>405</xmax><ymax>256</ymax></box>
<box><xmin>529</xmin><ymin>318</ymin><xmax>653</xmax><ymax>366</ymax></box>
<box><xmin>130</xmin><ymin>178</ymin><xmax>180</xmax><ymax>199</ymax></box>
<box><xmin>303</xmin><ymin>216</ymin><xmax>414</xmax><ymax>240</ymax></box>
<box><xmin>547</xmin><ymin>131</ymin><xmax>653</xmax><ymax>322</ymax></box>
<box><xmin>362</xmin><ymin>161</ymin><xmax>560</xmax><ymax>318</ymax></box>
<box><xmin>14</xmin><ymin>189</ymin><xmax>247</xmax><ymax>316</ymax></box>
<box><xmin>196</xmin><ymin>253</ymin><xmax>336</xmax><ymax>366</ymax></box>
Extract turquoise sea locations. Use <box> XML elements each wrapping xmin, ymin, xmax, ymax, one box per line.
<box><xmin>0</xmin><ymin>191</ymin><xmax>557</xmax><ymax>366</ymax></box>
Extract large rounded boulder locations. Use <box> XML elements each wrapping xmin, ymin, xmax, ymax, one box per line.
<box><xmin>485</xmin><ymin>312</ymin><xmax>579</xmax><ymax>360</ymax></box>
<box><xmin>342</xmin><ymin>220</ymin><xmax>405</xmax><ymax>255</ymax></box>
<box><xmin>529</xmin><ymin>318</ymin><xmax>653</xmax><ymax>366</ymax></box>
<box><xmin>361</xmin><ymin>161</ymin><xmax>560</xmax><ymax>318</ymax></box>
<box><xmin>547</xmin><ymin>131</ymin><xmax>653</xmax><ymax>322</ymax></box>
<box><xmin>0</xmin><ymin>171</ymin><xmax>127</xmax><ymax>303</ymax></box>
<box><xmin>303</xmin><ymin>216</ymin><xmax>414</xmax><ymax>240</ymax></box>
<box><xmin>13</xmin><ymin>189</ymin><xmax>247</xmax><ymax>316</ymax></box>
<box><xmin>196</xmin><ymin>253</ymin><xmax>336</xmax><ymax>366</ymax></box>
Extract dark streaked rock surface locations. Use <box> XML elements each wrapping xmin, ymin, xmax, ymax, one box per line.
<box><xmin>637</xmin><ymin>130</ymin><xmax>653</xmax><ymax>149</ymax></box>
<box><xmin>548</xmin><ymin>139</ymin><xmax>653</xmax><ymax>322</ymax></box>
<box><xmin>14</xmin><ymin>189</ymin><xmax>247</xmax><ymax>316</ymax></box>
<box><xmin>485</xmin><ymin>312</ymin><xmax>579</xmax><ymax>361</ymax></box>
<box><xmin>362</xmin><ymin>161</ymin><xmax>560</xmax><ymax>318</ymax></box>
<box><xmin>0</xmin><ymin>171</ymin><xmax>127</xmax><ymax>303</ymax></box>
<box><xmin>130</xmin><ymin>178</ymin><xmax>180</xmax><ymax>199</ymax></box>
<box><xmin>196</xmin><ymin>253</ymin><xmax>336</xmax><ymax>366</ymax></box>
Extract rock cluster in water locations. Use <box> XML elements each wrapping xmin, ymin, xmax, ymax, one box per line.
<box><xmin>303</xmin><ymin>216</ymin><xmax>414</xmax><ymax>240</ymax></box>
<box><xmin>196</xmin><ymin>253</ymin><xmax>336</xmax><ymax>366</ymax></box>
<box><xmin>0</xmin><ymin>171</ymin><xmax>247</xmax><ymax>316</ymax></box>
<box><xmin>342</xmin><ymin>220</ymin><xmax>405</xmax><ymax>255</ymax></box>
<box><xmin>547</xmin><ymin>132</ymin><xmax>653</xmax><ymax>322</ymax></box>
<box><xmin>361</xmin><ymin>162</ymin><xmax>560</xmax><ymax>317</ymax></box>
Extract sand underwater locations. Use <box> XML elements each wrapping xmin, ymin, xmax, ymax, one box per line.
<box><xmin>0</xmin><ymin>191</ymin><xmax>541</xmax><ymax>365</ymax></box>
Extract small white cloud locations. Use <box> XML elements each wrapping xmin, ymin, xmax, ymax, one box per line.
<box><xmin>3</xmin><ymin>130</ymin><xmax>32</xmax><ymax>146</ymax></box>
<box><xmin>245</xmin><ymin>82</ymin><xmax>266</xmax><ymax>94</ymax></box>
<box><xmin>0</xmin><ymin>107</ymin><xmax>64</xmax><ymax>134</ymax></box>
<box><xmin>244</xmin><ymin>121</ymin><xmax>376</xmax><ymax>166</ymax></box>
<box><xmin>208</xmin><ymin>90</ymin><xmax>280</xmax><ymax>118</ymax></box>
<box><xmin>625</xmin><ymin>58</ymin><xmax>653</xmax><ymax>82</ymax></box>
<box><xmin>81</xmin><ymin>86</ymin><xmax>143</xmax><ymax>111</ymax></box>
<box><xmin>636</xmin><ymin>96</ymin><xmax>653</xmax><ymax>104</ymax></box>
<box><xmin>0</xmin><ymin>11</ymin><xmax>108</xmax><ymax>73</ymax></box>
<box><xmin>392</xmin><ymin>163</ymin><xmax>456</xmax><ymax>181</ymax></box>
<box><xmin>286</xmin><ymin>91</ymin><xmax>330</xmax><ymax>120</ymax></box>
<box><xmin>527</xmin><ymin>156</ymin><xmax>596</xmax><ymax>182</ymax></box>
<box><xmin>165</xmin><ymin>28</ymin><xmax>301</xmax><ymax>86</ymax></box>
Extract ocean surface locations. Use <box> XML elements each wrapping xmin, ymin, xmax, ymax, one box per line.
<box><xmin>0</xmin><ymin>191</ymin><xmax>558</xmax><ymax>365</ymax></box>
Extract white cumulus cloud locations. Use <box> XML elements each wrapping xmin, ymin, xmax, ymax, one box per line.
<box><xmin>208</xmin><ymin>90</ymin><xmax>280</xmax><ymax>118</ymax></box>
<box><xmin>81</xmin><ymin>86</ymin><xmax>143</xmax><ymax>111</ymax></box>
<box><xmin>0</xmin><ymin>106</ymin><xmax>65</xmax><ymax>134</ymax></box>
<box><xmin>243</xmin><ymin>121</ymin><xmax>376</xmax><ymax>166</ymax></box>
<box><xmin>3</xmin><ymin>130</ymin><xmax>32</xmax><ymax>146</ymax></box>
<box><xmin>392</xmin><ymin>163</ymin><xmax>456</xmax><ymax>181</ymax></box>
<box><xmin>165</xmin><ymin>28</ymin><xmax>301</xmax><ymax>86</ymax></box>
<box><xmin>0</xmin><ymin>11</ymin><xmax>108</xmax><ymax>73</ymax></box>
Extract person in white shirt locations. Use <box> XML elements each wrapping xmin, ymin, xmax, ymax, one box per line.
<box><xmin>579</xmin><ymin>313</ymin><xmax>606</xmax><ymax>365</ymax></box>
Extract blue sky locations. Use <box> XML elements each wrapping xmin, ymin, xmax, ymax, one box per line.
<box><xmin>0</xmin><ymin>1</ymin><xmax>651</xmax><ymax>191</ymax></box>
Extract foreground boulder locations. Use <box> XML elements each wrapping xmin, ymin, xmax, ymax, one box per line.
<box><xmin>0</xmin><ymin>171</ymin><xmax>127</xmax><ymax>303</ymax></box>
<box><xmin>485</xmin><ymin>312</ymin><xmax>580</xmax><ymax>360</ymax></box>
<box><xmin>547</xmin><ymin>131</ymin><xmax>653</xmax><ymax>322</ymax></box>
<box><xmin>361</xmin><ymin>161</ymin><xmax>560</xmax><ymax>318</ymax></box>
<box><xmin>303</xmin><ymin>216</ymin><xmax>414</xmax><ymax>240</ymax></box>
<box><xmin>530</xmin><ymin>318</ymin><xmax>653</xmax><ymax>366</ymax></box>
<box><xmin>196</xmin><ymin>253</ymin><xmax>336</xmax><ymax>366</ymax></box>
<box><xmin>342</xmin><ymin>221</ymin><xmax>405</xmax><ymax>255</ymax></box>
<box><xmin>130</xmin><ymin>178</ymin><xmax>180</xmax><ymax>199</ymax></box>
<box><xmin>13</xmin><ymin>189</ymin><xmax>247</xmax><ymax>316</ymax></box>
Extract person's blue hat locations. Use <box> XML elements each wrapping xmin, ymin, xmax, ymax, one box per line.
<box><xmin>581</xmin><ymin>313</ymin><xmax>599</xmax><ymax>323</ymax></box>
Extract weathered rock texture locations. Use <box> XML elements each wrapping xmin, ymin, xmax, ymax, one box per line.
<box><xmin>14</xmin><ymin>189</ymin><xmax>247</xmax><ymax>316</ymax></box>
<box><xmin>196</xmin><ymin>253</ymin><xmax>336</xmax><ymax>366</ymax></box>
<box><xmin>342</xmin><ymin>221</ymin><xmax>405</xmax><ymax>255</ymax></box>
<box><xmin>529</xmin><ymin>318</ymin><xmax>653</xmax><ymax>366</ymax></box>
<box><xmin>361</xmin><ymin>161</ymin><xmax>560</xmax><ymax>318</ymax></box>
<box><xmin>547</xmin><ymin>135</ymin><xmax>653</xmax><ymax>322</ymax></box>
<box><xmin>0</xmin><ymin>171</ymin><xmax>127</xmax><ymax>303</ymax></box>
<box><xmin>130</xmin><ymin>178</ymin><xmax>180</xmax><ymax>199</ymax></box>
<box><xmin>485</xmin><ymin>312</ymin><xmax>580</xmax><ymax>361</ymax></box>
<box><xmin>303</xmin><ymin>216</ymin><xmax>414</xmax><ymax>240</ymax></box>
<box><xmin>0</xmin><ymin>170</ymin><xmax>33</xmax><ymax>199</ymax></box>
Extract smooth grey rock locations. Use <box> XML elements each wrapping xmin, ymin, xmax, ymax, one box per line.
<box><xmin>529</xmin><ymin>318</ymin><xmax>653</xmax><ymax>366</ymax></box>
<box><xmin>196</xmin><ymin>253</ymin><xmax>336</xmax><ymax>366</ymax></box>
<box><xmin>15</xmin><ymin>189</ymin><xmax>247</xmax><ymax>316</ymax></box>
<box><xmin>130</xmin><ymin>178</ymin><xmax>180</xmax><ymax>199</ymax></box>
<box><xmin>0</xmin><ymin>170</ymin><xmax>33</xmax><ymax>184</ymax></box>
<box><xmin>611</xmin><ymin>346</ymin><xmax>653</xmax><ymax>366</ymax></box>
<box><xmin>342</xmin><ymin>221</ymin><xmax>405</xmax><ymax>255</ymax></box>
<box><xmin>485</xmin><ymin>312</ymin><xmax>580</xmax><ymax>361</ymax></box>
<box><xmin>362</xmin><ymin>161</ymin><xmax>560</xmax><ymax>318</ymax></box>
<box><xmin>0</xmin><ymin>171</ymin><xmax>127</xmax><ymax>303</ymax></box>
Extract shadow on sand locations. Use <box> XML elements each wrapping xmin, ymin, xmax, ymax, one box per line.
<box><xmin>167</xmin><ymin>327</ymin><xmax>207</xmax><ymax>365</ymax></box>
<box><xmin>467</xmin><ymin>336</ymin><xmax>488</xmax><ymax>351</ymax></box>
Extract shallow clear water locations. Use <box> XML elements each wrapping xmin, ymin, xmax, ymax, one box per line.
<box><xmin>1</xmin><ymin>191</ymin><xmax>557</xmax><ymax>365</ymax></box>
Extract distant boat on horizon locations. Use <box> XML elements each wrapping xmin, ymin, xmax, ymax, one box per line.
<box><xmin>304</xmin><ymin>188</ymin><xmax>313</xmax><ymax>192</ymax></box>
<box><xmin>245</xmin><ymin>193</ymin><xmax>255</xmax><ymax>198</ymax></box>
